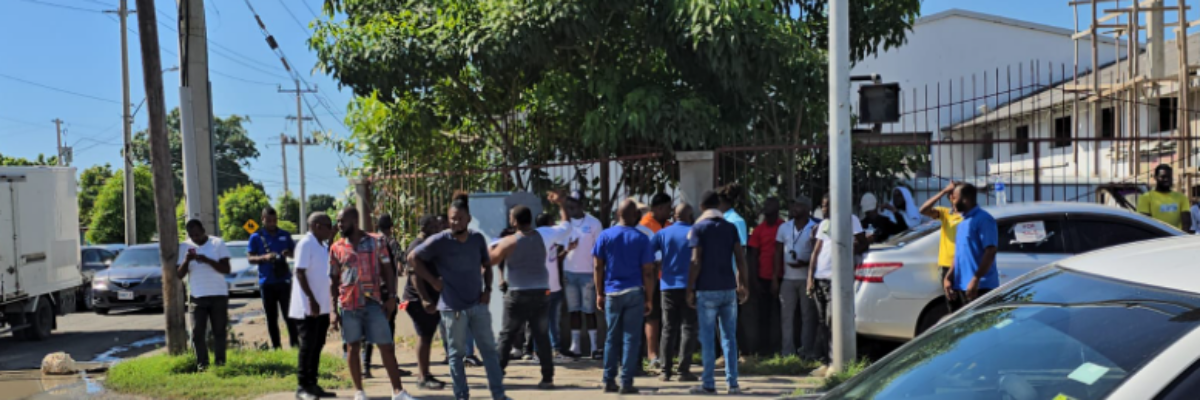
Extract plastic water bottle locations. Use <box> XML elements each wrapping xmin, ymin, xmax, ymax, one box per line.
<box><xmin>995</xmin><ymin>177</ymin><xmax>1007</xmax><ymax>206</ymax></box>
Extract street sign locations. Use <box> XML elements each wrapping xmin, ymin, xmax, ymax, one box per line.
<box><xmin>243</xmin><ymin>219</ymin><xmax>259</xmax><ymax>235</ymax></box>
<box><xmin>858</xmin><ymin>83</ymin><xmax>901</xmax><ymax>124</ymax></box>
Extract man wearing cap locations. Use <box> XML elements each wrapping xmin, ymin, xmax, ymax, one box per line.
<box><xmin>774</xmin><ymin>196</ymin><xmax>819</xmax><ymax>359</ymax></box>
<box><xmin>561</xmin><ymin>190</ymin><xmax>605</xmax><ymax>360</ymax></box>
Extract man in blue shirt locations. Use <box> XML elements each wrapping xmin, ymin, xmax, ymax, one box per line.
<box><xmin>687</xmin><ymin>190</ymin><xmax>750</xmax><ymax>395</ymax></box>
<box><xmin>247</xmin><ymin>206</ymin><xmax>298</xmax><ymax>349</ymax></box>
<box><xmin>946</xmin><ymin>183</ymin><xmax>999</xmax><ymax>312</ymax></box>
<box><xmin>652</xmin><ymin>202</ymin><xmax>698</xmax><ymax>382</ymax></box>
<box><xmin>592</xmin><ymin>199</ymin><xmax>656</xmax><ymax>394</ymax></box>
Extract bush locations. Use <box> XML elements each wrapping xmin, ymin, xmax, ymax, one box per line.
<box><xmin>106</xmin><ymin>349</ymin><xmax>350</xmax><ymax>400</ymax></box>
<box><xmin>219</xmin><ymin>184</ymin><xmax>271</xmax><ymax>241</ymax></box>
<box><xmin>87</xmin><ymin>165</ymin><xmax>158</xmax><ymax>244</ymax></box>
<box><xmin>819</xmin><ymin>358</ymin><xmax>871</xmax><ymax>390</ymax></box>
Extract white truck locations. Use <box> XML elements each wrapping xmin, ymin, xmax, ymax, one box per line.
<box><xmin>0</xmin><ymin>167</ymin><xmax>82</xmax><ymax>340</ymax></box>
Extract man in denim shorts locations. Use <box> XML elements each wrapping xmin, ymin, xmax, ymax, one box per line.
<box><xmin>560</xmin><ymin>190</ymin><xmax>604</xmax><ymax>359</ymax></box>
<box><xmin>330</xmin><ymin>207</ymin><xmax>417</xmax><ymax>400</ymax></box>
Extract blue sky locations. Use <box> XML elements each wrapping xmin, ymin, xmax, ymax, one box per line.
<box><xmin>1</xmin><ymin>0</ymin><xmax>1193</xmax><ymax>199</ymax></box>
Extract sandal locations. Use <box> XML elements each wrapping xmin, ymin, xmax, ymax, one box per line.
<box><xmin>419</xmin><ymin>377</ymin><xmax>446</xmax><ymax>390</ymax></box>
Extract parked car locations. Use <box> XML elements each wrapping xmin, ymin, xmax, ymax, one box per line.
<box><xmin>822</xmin><ymin>236</ymin><xmax>1200</xmax><ymax>400</ymax></box>
<box><xmin>91</xmin><ymin>243</ymin><xmax>185</xmax><ymax>315</ymax></box>
<box><xmin>854</xmin><ymin>202</ymin><xmax>1183</xmax><ymax>342</ymax></box>
<box><xmin>225</xmin><ymin>241</ymin><xmax>259</xmax><ymax>294</ymax></box>
<box><xmin>77</xmin><ymin>246</ymin><xmax>118</xmax><ymax>311</ymax></box>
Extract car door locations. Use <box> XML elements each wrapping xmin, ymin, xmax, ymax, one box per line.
<box><xmin>1066</xmin><ymin>215</ymin><xmax>1173</xmax><ymax>255</ymax></box>
<box><xmin>994</xmin><ymin>214</ymin><xmax>1070</xmax><ymax>284</ymax></box>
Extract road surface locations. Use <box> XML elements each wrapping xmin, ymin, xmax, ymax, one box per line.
<box><xmin>0</xmin><ymin>296</ymin><xmax>258</xmax><ymax>371</ymax></box>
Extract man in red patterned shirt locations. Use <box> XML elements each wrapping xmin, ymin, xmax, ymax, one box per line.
<box><xmin>329</xmin><ymin>206</ymin><xmax>417</xmax><ymax>400</ymax></box>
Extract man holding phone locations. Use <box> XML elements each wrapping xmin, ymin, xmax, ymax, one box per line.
<box><xmin>248</xmin><ymin>207</ymin><xmax>299</xmax><ymax>350</ymax></box>
<box><xmin>177</xmin><ymin>219</ymin><xmax>233</xmax><ymax>371</ymax></box>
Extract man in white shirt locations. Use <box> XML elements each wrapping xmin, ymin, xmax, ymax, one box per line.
<box><xmin>177</xmin><ymin>219</ymin><xmax>232</xmax><ymax>371</ymax></box>
<box><xmin>290</xmin><ymin>212</ymin><xmax>337</xmax><ymax>400</ymax></box>
<box><xmin>560</xmin><ymin>190</ymin><xmax>604</xmax><ymax>359</ymax></box>
<box><xmin>774</xmin><ymin>196</ymin><xmax>819</xmax><ymax>359</ymax></box>
<box><xmin>807</xmin><ymin>195</ymin><xmax>867</xmax><ymax>370</ymax></box>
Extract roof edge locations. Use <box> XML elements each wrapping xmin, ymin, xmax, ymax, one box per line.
<box><xmin>917</xmin><ymin>8</ymin><xmax>1128</xmax><ymax>47</ymax></box>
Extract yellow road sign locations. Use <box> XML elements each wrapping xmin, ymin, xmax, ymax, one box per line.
<box><xmin>243</xmin><ymin>219</ymin><xmax>260</xmax><ymax>234</ymax></box>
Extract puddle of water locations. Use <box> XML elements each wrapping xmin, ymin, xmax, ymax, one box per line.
<box><xmin>90</xmin><ymin>335</ymin><xmax>165</xmax><ymax>363</ymax></box>
<box><xmin>0</xmin><ymin>370</ymin><xmax>118</xmax><ymax>400</ymax></box>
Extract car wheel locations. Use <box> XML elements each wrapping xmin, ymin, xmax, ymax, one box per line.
<box><xmin>916</xmin><ymin>302</ymin><xmax>949</xmax><ymax>336</ymax></box>
<box><xmin>94</xmin><ymin>308</ymin><xmax>110</xmax><ymax>316</ymax></box>
<box><xmin>24</xmin><ymin>298</ymin><xmax>54</xmax><ymax>341</ymax></box>
<box><xmin>77</xmin><ymin>286</ymin><xmax>94</xmax><ymax>311</ymax></box>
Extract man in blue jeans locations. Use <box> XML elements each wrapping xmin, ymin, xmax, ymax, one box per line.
<box><xmin>247</xmin><ymin>207</ymin><xmax>298</xmax><ymax>350</ymax></box>
<box><xmin>410</xmin><ymin>192</ymin><xmax>508</xmax><ymax>400</ymax></box>
<box><xmin>687</xmin><ymin>190</ymin><xmax>750</xmax><ymax>395</ymax></box>
<box><xmin>593</xmin><ymin>199</ymin><xmax>657</xmax><ymax>394</ymax></box>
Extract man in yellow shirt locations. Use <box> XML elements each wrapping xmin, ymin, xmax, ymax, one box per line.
<box><xmin>919</xmin><ymin>182</ymin><xmax>964</xmax><ymax>305</ymax></box>
<box><xmin>1138</xmin><ymin>164</ymin><xmax>1192</xmax><ymax>232</ymax></box>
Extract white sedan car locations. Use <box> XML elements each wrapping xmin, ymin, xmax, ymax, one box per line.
<box><xmin>823</xmin><ymin>235</ymin><xmax>1200</xmax><ymax>400</ymax></box>
<box><xmin>224</xmin><ymin>241</ymin><xmax>259</xmax><ymax>294</ymax></box>
<box><xmin>854</xmin><ymin>202</ymin><xmax>1183</xmax><ymax>342</ymax></box>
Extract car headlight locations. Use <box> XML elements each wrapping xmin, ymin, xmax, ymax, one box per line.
<box><xmin>92</xmin><ymin>277</ymin><xmax>108</xmax><ymax>289</ymax></box>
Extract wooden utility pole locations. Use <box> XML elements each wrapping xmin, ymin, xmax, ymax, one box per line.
<box><xmin>134</xmin><ymin>0</ymin><xmax>187</xmax><ymax>355</ymax></box>
<box><xmin>105</xmin><ymin>0</ymin><xmax>137</xmax><ymax>246</ymax></box>
<box><xmin>280</xmin><ymin>134</ymin><xmax>289</xmax><ymax>194</ymax></box>
<box><xmin>280</xmin><ymin>83</ymin><xmax>317</xmax><ymax>234</ymax></box>
<box><xmin>52</xmin><ymin>119</ymin><xmax>63</xmax><ymax>166</ymax></box>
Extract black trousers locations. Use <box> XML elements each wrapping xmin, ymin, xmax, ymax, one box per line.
<box><xmin>497</xmin><ymin>290</ymin><xmax>553</xmax><ymax>381</ymax></box>
<box><xmin>190</xmin><ymin>296</ymin><xmax>229</xmax><ymax>367</ymax></box>
<box><xmin>660</xmin><ymin>289</ymin><xmax>697</xmax><ymax>376</ymax></box>
<box><xmin>296</xmin><ymin>315</ymin><xmax>330</xmax><ymax>389</ymax></box>
<box><xmin>811</xmin><ymin>280</ymin><xmax>833</xmax><ymax>364</ymax></box>
<box><xmin>261</xmin><ymin>283</ymin><xmax>299</xmax><ymax>349</ymax></box>
<box><xmin>753</xmin><ymin>277</ymin><xmax>781</xmax><ymax>355</ymax></box>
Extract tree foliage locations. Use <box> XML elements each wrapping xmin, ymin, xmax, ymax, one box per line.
<box><xmin>0</xmin><ymin>152</ymin><xmax>58</xmax><ymax>166</ymax></box>
<box><xmin>275</xmin><ymin>192</ymin><xmax>301</xmax><ymax>228</ymax></box>
<box><xmin>307</xmin><ymin>194</ymin><xmax>337</xmax><ymax>216</ymax></box>
<box><xmin>218</xmin><ymin>184</ymin><xmax>272</xmax><ymax>241</ymax></box>
<box><xmin>78</xmin><ymin>164</ymin><xmax>115</xmax><ymax>228</ymax></box>
<box><xmin>87</xmin><ymin>166</ymin><xmax>157</xmax><ymax>244</ymax></box>
<box><xmin>130</xmin><ymin>108</ymin><xmax>263</xmax><ymax>198</ymax></box>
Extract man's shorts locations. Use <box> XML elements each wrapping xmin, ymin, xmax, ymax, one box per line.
<box><xmin>405</xmin><ymin>301</ymin><xmax>442</xmax><ymax>339</ymax></box>
<box><xmin>563</xmin><ymin>271</ymin><xmax>596</xmax><ymax>314</ymax></box>
<box><xmin>340</xmin><ymin>301</ymin><xmax>393</xmax><ymax>345</ymax></box>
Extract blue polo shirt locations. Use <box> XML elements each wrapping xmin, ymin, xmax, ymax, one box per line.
<box><xmin>248</xmin><ymin>228</ymin><xmax>296</xmax><ymax>285</ymax></box>
<box><xmin>688</xmin><ymin>218</ymin><xmax>739</xmax><ymax>291</ymax></box>
<box><xmin>592</xmin><ymin>226</ymin><xmax>655</xmax><ymax>294</ymax></box>
<box><xmin>653</xmin><ymin>223</ymin><xmax>693</xmax><ymax>290</ymax></box>
<box><xmin>952</xmin><ymin>206</ymin><xmax>1000</xmax><ymax>291</ymax></box>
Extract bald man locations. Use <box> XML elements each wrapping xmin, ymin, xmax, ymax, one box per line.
<box><xmin>592</xmin><ymin>200</ymin><xmax>657</xmax><ymax>394</ymax></box>
<box><xmin>653</xmin><ymin>203</ymin><xmax>699</xmax><ymax>382</ymax></box>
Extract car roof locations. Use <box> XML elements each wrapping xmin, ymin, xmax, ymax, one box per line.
<box><xmin>1058</xmin><ymin>235</ymin><xmax>1200</xmax><ymax>294</ymax></box>
<box><xmin>983</xmin><ymin>202</ymin><xmax>1182</xmax><ymax>231</ymax></box>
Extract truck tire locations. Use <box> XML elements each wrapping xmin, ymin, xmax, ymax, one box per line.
<box><xmin>24</xmin><ymin>299</ymin><xmax>54</xmax><ymax>341</ymax></box>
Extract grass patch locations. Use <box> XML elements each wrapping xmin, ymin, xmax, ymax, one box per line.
<box><xmin>790</xmin><ymin>358</ymin><xmax>872</xmax><ymax>396</ymax></box>
<box><xmin>739</xmin><ymin>355</ymin><xmax>823</xmax><ymax>376</ymax></box>
<box><xmin>107</xmin><ymin>349</ymin><xmax>351</xmax><ymax>400</ymax></box>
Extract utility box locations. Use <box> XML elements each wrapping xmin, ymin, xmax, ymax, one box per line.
<box><xmin>859</xmin><ymin>83</ymin><xmax>902</xmax><ymax>124</ymax></box>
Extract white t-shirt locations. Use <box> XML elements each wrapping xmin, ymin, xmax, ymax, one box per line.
<box><xmin>814</xmin><ymin>215</ymin><xmax>863</xmax><ymax>280</ymax></box>
<box><xmin>289</xmin><ymin>233</ymin><xmax>332</xmax><ymax>319</ymax></box>
<box><xmin>562</xmin><ymin>214</ymin><xmax>603</xmax><ymax>274</ymax></box>
<box><xmin>775</xmin><ymin>218</ymin><xmax>819</xmax><ymax>280</ymax></box>
<box><xmin>178</xmin><ymin>236</ymin><xmax>232</xmax><ymax>298</ymax></box>
<box><xmin>537</xmin><ymin>224</ymin><xmax>574</xmax><ymax>292</ymax></box>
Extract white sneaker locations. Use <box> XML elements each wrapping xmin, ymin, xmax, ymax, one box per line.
<box><xmin>354</xmin><ymin>391</ymin><xmax>368</xmax><ymax>400</ymax></box>
<box><xmin>392</xmin><ymin>390</ymin><xmax>418</xmax><ymax>400</ymax></box>
<box><xmin>810</xmin><ymin>365</ymin><xmax>830</xmax><ymax>378</ymax></box>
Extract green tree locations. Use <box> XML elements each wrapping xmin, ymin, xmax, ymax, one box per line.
<box><xmin>78</xmin><ymin>164</ymin><xmax>115</xmax><ymax>228</ymax></box>
<box><xmin>278</xmin><ymin>220</ymin><xmax>298</xmax><ymax>234</ymax></box>
<box><xmin>87</xmin><ymin>166</ymin><xmax>157</xmax><ymax>244</ymax></box>
<box><xmin>130</xmin><ymin>108</ymin><xmax>263</xmax><ymax>198</ymax></box>
<box><xmin>218</xmin><ymin>184</ymin><xmax>272</xmax><ymax>241</ymax></box>
<box><xmin>307</xmin><ymin>194</ymin><xmax>337</xmax><ymax>217</ymax></box>
<box><xmin>275</xmin><ymin>192</ymin><xmax>301</xmax><ymax>228</ymax></box>
<box><xmin>0</xmin><ymin>152</ymin><xmax>58</xmax><ymax>166</ymax></box>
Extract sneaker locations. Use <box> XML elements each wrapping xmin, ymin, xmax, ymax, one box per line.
<box><xmin>307</xmin><ymin>386</ymin><xmax>336</xmax><ymax>398</ymax></box>
<box><xmin>648</xmin><ymin>358</ymin><xmax>663</xmax><ymax>371</ymax></box>
<box><xmin>295</xmin><ymin>388</ymin><xmax>317</xmax><ymax>400</ymax></box>
<box><xmin>418</xmin><ymin>376</ymin><xmax>446</xmax><ymax>390</ymax></box>
<box><xmin>728</xmin><ymin>387</ymin><xmax>744</xmax><ymax>395</ymax></box>
<box><xmin>511</xmin><ymin>349</ymin><xmax>524</xmax><ymax>359</ymax></box>
<box><xmin>523</xmin><ymin>353</ymin><xmax>535</xmax><ymax>361</ymax></box>
<box><xmin>464</xmin><ymin>355</ymin><xmax>483</xmax><ymax>367</ymax></box>
<box><xmin>397</xmin><ymin>368</ymin><xmax>414</xmax><ymax>377</ymax></box>
<box><xmin>537</xmin><ymin>380</ymin><xmax>556</xmax><ymax>390</ymax></box>
<box><xmin>659</xmin><ymin>373</ymin><xmax>671</xmax><ymax>382</ymax></box>
<box><xmin>353</xmin><ymin>391</ymin><xmax>368</xmax><ymax>400</ymax></box>
<box><xmin>591</xmin><ymin>350</ymin><xmax>603</xmax><ymax>360</ymax></box>
<box><xmin>554</xmin><ymin>351</ymin><xmax>575</xmax><ymax>362</ymax></box>
<box><xmin>678</xmin><ymin>372</ymin><xmax>699</xmax><ymax>382</ymax></box>
<box><xmin>689</xmin><ymin>386</ymin><xmax>717</xmax><ymax>395</ymax></box>
<box><xmin>603</xmin><ymin>381</ymin><xmax>620</xmax><ymax>393</ymax></box>
<box><xmin>362</xmin><ymin>368</ymin><xmax>374</xmax><ymax>379</ymax></box>
<box><xmin>391</xmin><ymin>390</ymin><xmax>418</xmax><ymax>400</ymax></box>
<box><xmin>810</xmin><ymin>365</ymin><xmax>830</xmax><ymax>378</ymax></box>
<box><xmin>560</xmin><ymin>349</ymin><xmax>580</xmax><ymax>359</ymax></box>
<box><xmin>619</xmin><ymin>386</ymin><xmax>640</xmax><ymax>395</ymax></box>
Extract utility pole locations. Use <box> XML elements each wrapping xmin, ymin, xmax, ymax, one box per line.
<box><xmin>828</xmin><ymin>0</ymin><xmax>855</xmax><ymax>372</ymax></box>
<box><xmin>52</xmin><ymin>119</ymin><xmax>64</xmax><ymax>166</ymax></box>
<box><xmin>178</xmin><ymin>0</ymin><xmax>219</xmax><ymax>237</ymax></box>
<box><xmin>281</xmin><ymin>132</ymin><xmax>318</xmax><ymax>198</ymax></box>
<box><xmin>133</xmin><ymin>0</ymin><xmax>186</xmax><ymax>355</ymax></box>
<box><xmin>280</xmin><ymin>134</ymin><xmax>289</xmax><ymax>194</ymax></box>
<box><xmin>105</xmin><ymin>0</ymin><xmax>137</xmax><ymax>246</ymax></box>
<box><xmin>280</xmin><ymin>81</ymin><xmax>317</xmax><ymax>233</ymax></box>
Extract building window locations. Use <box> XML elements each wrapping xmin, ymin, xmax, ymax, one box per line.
<box><xmin>1158</xmin><ymin>97</ymin><xmax>1178</xmax><ymax>133</ymax></box>
<box><xmin>1101</xmin><ymin>108</ymin><xmax>1115</xmax><ymax>139</ymax></box>
<box><xmin>1053</xmin><ymin>116</ymin><xmax>1072</xmax><ymax>148</ymax></box>
<box><xmin>1014</xmin><ymin>125</ymin><xmax>1030</xmax><ymax>155</ymax></box>
<box><xmin>980</xmin><ymin>132</ymin><xmax>994</xmax><ymax>160</ymax></box>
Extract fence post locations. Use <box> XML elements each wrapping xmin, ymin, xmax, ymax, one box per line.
<box><xmin>355</xmin><ymin>178</ymin><xmax>374</xmax><ymax>231</ymax></box>
<box><xmin>675</xmin><ymin>151</ymin><xmax>715</xmax><ymax>208</ymax></box>
<box><xmin>1033</xmin><ymin>141</ymin><xmax>1042</xmax><ymax>202</ymax></box>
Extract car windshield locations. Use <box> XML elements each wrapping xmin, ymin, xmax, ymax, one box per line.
<box><xmin>110</xmin><ymin>248</ymin><xmax>161</xmax><ymax>268</ymax></box>
<box><xmin>825</xmin><ymin>266</ymin><xmax>1200</xmax><ymax>400</ymax></box>
<box><xmin>227</xmin><ymin>245</ymin><xmax>249</xmax><ymax>259</ymax></box>
<box><xmin>881</xmin><ymin>220</ymin><xmax>941</xmax><ymax>247</ymax></box>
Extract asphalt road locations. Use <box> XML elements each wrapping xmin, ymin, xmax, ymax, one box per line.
<box><xmin>0</xmin><ymin>297</ymin><xmax>258</xmax><ymax>371</ymax></box>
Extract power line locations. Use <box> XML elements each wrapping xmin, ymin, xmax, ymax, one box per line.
<box><xmin>276</xmin><ymin>0</ymin><xmax>311</xmax><ymax>34</ymax></box>
<box><xmin>0</xmin><ymin>72</ymin><xmax>121</xmax><ymax>105</ymax></box>
<box><xmin>211</xmin><ymin>70</ymin><xmax>278</xmax><ymax>86</ymax></box>
<box><xmin>18</xmin><ymin>0</ymin><xmax>105</xmax><ymax>13</ymax></box>
<box><xmin>300</xmin><ymin>1</ymin><xmax>320</xmax><ymax>19</ymax></box>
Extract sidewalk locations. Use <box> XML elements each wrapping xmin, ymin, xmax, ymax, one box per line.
<box><xmin>248</xmin><ymin>313</ymin><xmax>818</xmax><ymax>400</ymax></box>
